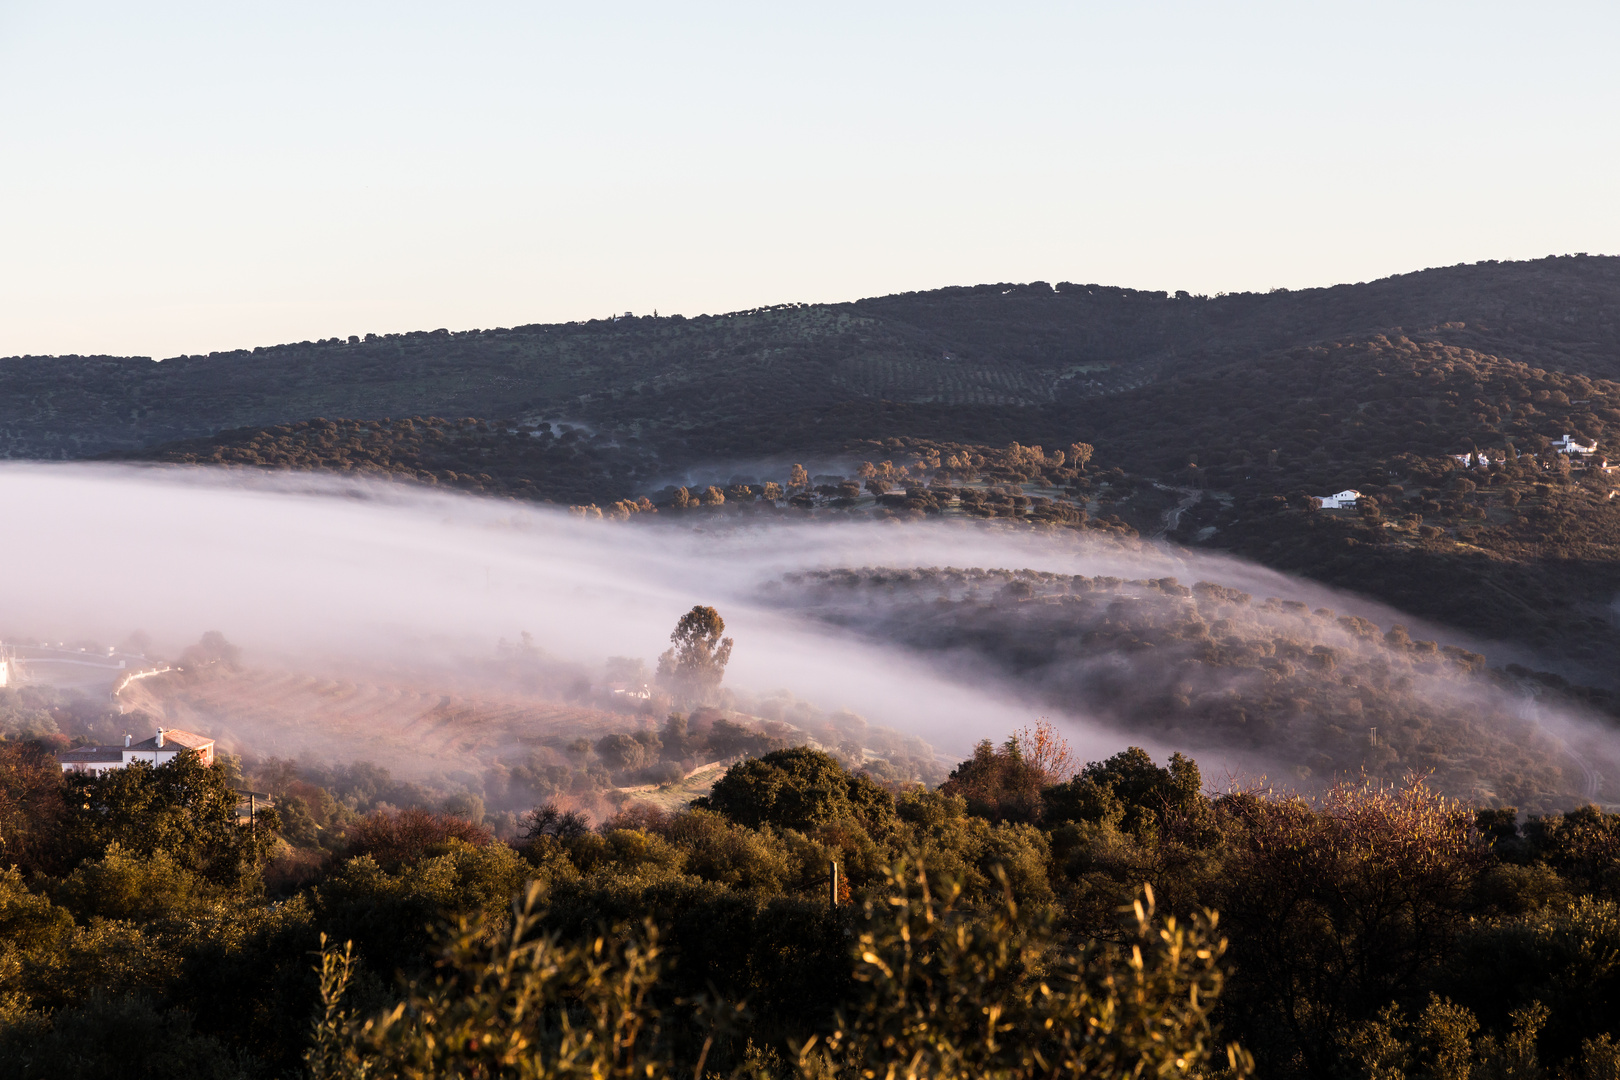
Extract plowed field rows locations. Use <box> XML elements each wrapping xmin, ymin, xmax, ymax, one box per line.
<box><xmin>119</xmin><ymin>667</ymin><xmax>625</xmax><ymax>774</ymax></box>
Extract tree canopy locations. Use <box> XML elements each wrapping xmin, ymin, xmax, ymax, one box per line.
<box><xmin>697</xmin><ymin>746</ymin><xmax>896</xmax><ymax>836</ymax></box>
<box><xmin>655</xmin><ymin>605</ymin><xmax>734</xmax><ymax>705</ymax></box>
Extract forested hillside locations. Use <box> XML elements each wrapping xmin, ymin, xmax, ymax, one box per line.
<box><xmin>14</xmin><ymin>254</ymin><xmax>1620</xmax><ymax>686</ymax></box>
<box><xmin>6</xmin><ymin>255</ymin><xmax>1620</xmax><ymax>460</ymax></box>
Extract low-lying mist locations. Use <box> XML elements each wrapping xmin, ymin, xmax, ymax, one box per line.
<box><xmin>1</xmin><ymin>463</ymin><xmax>1614</xmax><ymax>810</ymax></box>
<box><xmin>775</xmin><ymin>568</ymin><xmax>1620</xmax><ymax>810</ymax></box>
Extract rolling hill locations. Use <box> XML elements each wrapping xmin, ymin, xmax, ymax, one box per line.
<box><xmin>4</xmin><ymin>254</ymin><xmax>1619</xmax><ymax>461</ymax></box>
<box><xmin>8</xmin><ymin>253</ymin><xmax>1620</xmax><ymax>686</ymax></box>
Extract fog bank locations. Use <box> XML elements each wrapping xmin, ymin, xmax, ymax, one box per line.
<box><xmin>0</xmin><ymin>464</ymin><xmax>1608</xmax><ymax>793</ymax></box>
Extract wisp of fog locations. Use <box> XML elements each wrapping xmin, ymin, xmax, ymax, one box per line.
<box><xmin>0</xmin><ymin>463</ymin><xmax>1612</xmax><ymax>803</ymax></box>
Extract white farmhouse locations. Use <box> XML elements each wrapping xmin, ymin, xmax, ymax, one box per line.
<box><xmin>1316</xmin><ymin>489</ymin><xmax>1363</xmax><ymax>510</ymax></box>
<box><xmin>1552</xmin><ymin>434</ymin><xmax>1597</xmax><ymax>455</ymax></box>
<box><xmin>58</xmin><ymin>727</ymin><xmax>216</xmax><ymax>777</ymax></box>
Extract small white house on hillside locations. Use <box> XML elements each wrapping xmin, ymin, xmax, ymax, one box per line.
<box><xmin>59</xmin><ymin>727</ymin><xmax>216</xmax><ymax>776</ymax></box>
<box><xmin>1451</xmin><ymin>450</ymin><xmax>1505</xmax><ymax>469</ymax></box>
<box><xmin>1317</xmin><ymin>489</ymin><xmax>1363</xmax><ymax>510</ymax></box>
<box><xmin>1553</xmin><ymin>434</ymin><xmax>1597</xmax><ymax>455</ymax></box>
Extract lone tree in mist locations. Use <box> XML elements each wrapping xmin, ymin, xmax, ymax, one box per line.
<box><xmin>656</xmin><ymin>605</ymin><xmax>734</xmax><ymax>704</ymax></box>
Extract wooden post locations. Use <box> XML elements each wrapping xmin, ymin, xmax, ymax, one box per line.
<box><xmin>249</xmin><ymin>794</ymin><xmax>256</xmax><ymax>832</ymax></box>
<box><xmin>830</xmin><ymin>860</ymin><xmax>839</xmax><ymax>909</ymax></box>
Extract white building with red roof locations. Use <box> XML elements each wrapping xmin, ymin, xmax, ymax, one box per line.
<box><xmin>59</xmin><ymin>727</ymin><xmax>216</xmax><ymax>776</ymax></box>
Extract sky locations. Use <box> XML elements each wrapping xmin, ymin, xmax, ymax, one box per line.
<box><xmin>1</xmin><ymin>1</ymin><xmax>1616</xmax><ymax>359</ymax></box>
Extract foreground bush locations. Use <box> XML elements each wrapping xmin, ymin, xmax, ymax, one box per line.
<box><xmin>307</xmin><ymin>857</ymin><xmax>1248</xmax><ymax>1079</ymax></box>
<box><xmin>818</xmin><ymin>859</ymin><xmax>1247</xmax><ymax>1080</ymax></box>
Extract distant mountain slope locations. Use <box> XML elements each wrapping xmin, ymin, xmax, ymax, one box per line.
<box><xmin>20</xmin><ymin>255</ymin><xmax>1620</xmax><ymax>682</ymax></box>
<box><xmin>4</xmin><ymin>254</ymin><xmax>1618</xmax><ymax>459</ymax></box>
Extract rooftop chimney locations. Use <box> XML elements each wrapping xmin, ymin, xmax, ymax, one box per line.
<box><xmin>124</xmin><ymin>734</ymin><xmax>131</xmax><ymax>748</ymax></box>
<box><xmin>155</xmin><ymin>728</ymin><xmax>165</xmax><ymax>748</ymax></box>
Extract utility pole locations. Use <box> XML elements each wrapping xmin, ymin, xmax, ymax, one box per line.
<box><xmin>830</xmin><ymin>860</ymin><xmax>840</xmax><ymax>909</ymax></box>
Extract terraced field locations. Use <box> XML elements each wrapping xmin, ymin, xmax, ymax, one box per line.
<box><xmin>830</xmin><ymin>356</ymin><xmax>1059</xmax><ymax>406</ymax></box>
<box><xmin>118</xmin><ymin>666</ymin><xmax>630</xmax><ymax>777</ymax></box>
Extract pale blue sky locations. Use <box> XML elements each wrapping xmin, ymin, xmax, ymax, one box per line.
<box><xmin>1</xmin><ymin>2</ymin><xmax>1615</xmax><ymax>358</ymax></box>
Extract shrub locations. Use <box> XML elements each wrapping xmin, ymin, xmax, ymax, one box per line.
<box><xmin>699</xmin><ymin>747</ymin><xmax>896</xmax><ymax>836</ymax></box>
<box><xmin>939</xmin><ymin>738</ymin><xmax>1047</xmax><ymax>822</ymax></box>
<box><xmin>1044</xmin><ymin>746</ymin><xmax>1204</xmax><ymax>831</ymax></box>
<box><xmin>54</xmin><ymin>844</ymin><xmax>204</xmax><ymax>924</ymax></box>
<box><xmin>310</xmin><ymin>860</ymin><xmax>1249</xmax><ymax>1079</ymax></box>
<box><xmin>818</xmin><ymin>861</ymin><xmax>1246</xmax><ymax>1079</ymax></box>
<box><xmin>664</xmin><ymin>808</ymin><xmax>792</xmax><ymax>891</ymax></box>
<box><xmin>566</xmin><ymin>828</ymin><xmax>686</xmax><ymax>880</ymax></box>
<box><xmin>1445</xmin><ymin>898</ymin><xmax>1620</xmax><ymax>1063</ymax></box>
<box><xmin>345</xmin><ymin>808</ymin><xmax>493</xmax><ymax>871</ymax></box>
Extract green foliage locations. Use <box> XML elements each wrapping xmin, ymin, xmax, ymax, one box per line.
<box><xmin>311</xmin><ymin>883</ymin><xmax>690</xmax><ymax>1080</ymax></box>
<box><xmin>659</xmin><ymin>809</ymin><xmax>791</xmax><ymax>891</ymax></box>
<box><xmin>894</xmin><ymin>790</ymin><xmax>1054</xmax><ymax>907</ymax></box>
<box><xmin>54</xmin><ymin>843</ymin><xmax>205</xmax><ymax>923</ymax></box>
<box><xmin>566</xmin><ymin>828</ymin><xmax>686</xmax><ymax>881</ymax></box>
<box><xmin>7</xmin><ymin>735</ymin><xmax>1620</xmax><ymax>1077</ymax></box>
<box><xmin>345</xmin><ymin>808</ymin><xmax>494</xmax><ymax>872</ymax></box>
<box><xmin>938</xmin><ymin>738</ymin><xmax>1046</xmax><ymax>823</ymax></box>
<box><xmin>1349</xmin><ymin>994</ymin><xmax>1554</xmax><ymax>1080</ymax></box>
<box><xmin>0</xmin><ymin>884</ymin><xmax>171</xmax><ymax>1013</ymax></box>
<box><xmin>62</xmin><ymin>754</ymin><xmax>276</xmax><ymax>884</ymax></box>
<box><xmin>0</xmin><ymin>864</ymin><xmax>73</xmax><ymax>957</ymax></box>
<box><xmin>314</xmin><ymin>842</ymin><xmax>532</xmax><ymax>981</ymax></box>
<box><xmin>1521</xmin><ymin>806</ymin><xmax>1620</xmax><ymax>899</ymax></box>
<box><xmin>822</xmin><ymin>864</ymin><xmax>1244</xmax><ymax>1080</ymax></box>
<box><xmin>829</xmin><ymin>867</ymin><xmax>1244</xmax><ymax>1080</ymax></box>
<box><xmin>1046</xmin><ymin>747</ymin><xmax>1205</xmax><ymax>832</ymax></box>
<box><xmin>700</xmin><ymin>747</ymin><xmax>897</xmax><ymax>837</ymax></box>
<box><xmin>1211</xmin><ymin>779</ymin><xmax>1491</xmax><ymax>1074</ymax></box>
<box><xmin>312</xmin><ymin>864</ymin><xmax>1247</xmax><ymax>1080</ymax></box>
<box><xmin>1445</xmin><ymin>898</ymin><xmax>1620</xmax><ymax>1065</ymax></box>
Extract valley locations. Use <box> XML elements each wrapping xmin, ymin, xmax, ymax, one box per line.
<box><xmin>7</xmin><ymin>257</ymin><xmax>1620</xmax><ymax>1080</ymax></box>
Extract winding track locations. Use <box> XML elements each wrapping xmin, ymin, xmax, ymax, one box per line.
<box><xmin>1521</xmin><ymin>689</ymin><xmax>1605</xmax><ymax>803</ymax></box>
<box><xmin>1150</xmin><ymin>484</ymin><xmax>1202</xmax><ymax>541</ymax></box>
